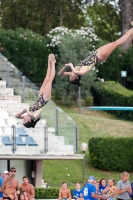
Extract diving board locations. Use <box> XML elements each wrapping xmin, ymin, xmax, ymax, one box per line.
<box><xmin>82</xmin><ymin>106</ymin><xmax>133</xmax><ymax>111</ymax></box>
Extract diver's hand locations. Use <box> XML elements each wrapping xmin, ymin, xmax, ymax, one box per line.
<box><xmin>23</xmin><ymin>109</ymin><xmax>28</xmax><ymax>113</ymax></box>
<box><xmin>64</xmin><ymin>62</ymin><xmax>74</xmax><ymax>68</ymax></box>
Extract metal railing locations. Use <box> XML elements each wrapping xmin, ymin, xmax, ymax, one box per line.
<box><xmin>0</xmin><ymin>124</ymin><xmax>49</xmax><ymax>155</ymax></box>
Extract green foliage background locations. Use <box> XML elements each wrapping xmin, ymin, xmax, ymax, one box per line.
<box><xmin>0</xmin><ymin>0</ymin><xmax>88</xmax><ymax>36</ymax></box>
<box><xmin>91</xmin><ymin>81</ymin><xmax>133</xmax><ymax>120</ymax></box>
<box><xmin>0</xmin><ymin>28</ymin><xmax>48</xmax><ymax>84</ymax></box>
<box><xmin>35</xmin><ymin>188</ymin><xmax>59</xmax><ymax>199</ymax></box>
<box><xmin>0</xmin><ymin>0</ymin><xmax>121</xmax><ymax>41</ymax></box>
<box><xmin>89</xmin><ymin>137</ymin><xmax>133</xmax><ymax>172</ymax></box>
<box><xmin>87</xmin><ymin>1</ymin><xmax>121</xmax><ymax>41</ymax></box>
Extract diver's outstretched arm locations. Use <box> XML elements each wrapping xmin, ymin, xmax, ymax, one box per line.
<box><xmin>58</xmin><ymin>65</ymin><xmax>71</xmax><ymax>76</ymax></box>
<box><xmin>15</xmin><ymin>109</ymin><xmax>27</xmax><ymax>119</ymax></box>
<box><xmin>64</xmin><ymin>63</ymin><xmax>89</xmax><ymax>76</ymax></box>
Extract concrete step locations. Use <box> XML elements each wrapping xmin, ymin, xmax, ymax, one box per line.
<box><xmin>0</xmin><ymin>103</ymin><xmax>28</xmax><ymax>108</ymax></box>
<box><xmin>24</xmin><ymin>129</ymin><xmax>56</xmax><ymax>137</ymax></box>
<box><xmin>0</xmin><ymin>100</ymin><xmax>23</xmax><ymax>105</ymax></box>
<box><xmin>0</xmin><ymin>131</ymin><xmax>74</xmax><ymax>155</ymax></box>
<box><xmin>0</xmin><ymin>145</ymin><xmax>12</xmax><ymax>154</ymax></box>
<box><xmin>0</xmin><ymin>73</ymin><xmax>22</xmax><ymax>82</ymax></box>
<box><xmin>29</xmin><ymin>125</ymin><xmax>55</xmax><ymax>132</ymax></box>
<box><xmin>33</xmin><ymin>135</ymin><xmax>64</xmax><ymax>144</ymax></box>
<box><xmin>0</xmin><ymin>88</ymin><xmax>14</xmax><ymax>96</ymax></box>
<box><xmin>20</xmin><ymin>136</ymin><xmax>65</xmax><ymax>147</ymax></box>
<box><xmin>4</xmin><ymin>107</ymin><xmax>29</xmax><ymax>115</ymax></box>
<box><xmin>0</xmin><ymin>104</ymin><xmax>29</xmax><ymax>116</ymax></box>
<box><xmin>0</xmin><ymin>110</ymin><xmax>10</xmax><ymax>119</ymax></box>
<box><xmin>24</xmin><ymin>129</ymin><xmax>55</xmax><ymax>136</ymax></box>
<box><xmin>0</xmin><ymin>95</ymin><xmax>21</xmax><ymax>102</ymax></box>
<box><xmin>0</xmin><ymin>66</ymin><xmax>16</xmax><ymax>72</ymax></box>
<box><xmin>0</xmin><ymin>138</ymin><xmax>74</xmax><ymax>155</ymax></box>
<box><xmin>0</xmin><ymin>81</ymin><xmax>6</xmax><ymax>88</ymax></box>
<box><xmin>48</xmin><ymin>144</ymin><xmax>74</xmax><ymax>154</ymax></box>
<box><xmin>16</xmin><ymin>146</ymin><xmax>41</xmax><ymax>154</ymax></box>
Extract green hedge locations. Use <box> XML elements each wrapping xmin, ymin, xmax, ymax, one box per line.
<box><xmin>89</xmin><ymin>137</ymin><xmax>133</xmax><ymax>172</ymax></box>
<box><xmin>35</xmin><ymin>188</ymin><xmax>74</xmax><ymax>199</ymax></box>
<box><xmin>0</xmin><ymin>28</ymin><xmax>48</xmax><ymax>84</ymax></box>
<box><xmin>91</xmin><ymin>81</ymin><xmax>133</xmax><ymax>120</ymax></box>
<box><xmin>35</xmin><ymin>188</ymin><xmax>59</xmax><ymax>199</ymax></box>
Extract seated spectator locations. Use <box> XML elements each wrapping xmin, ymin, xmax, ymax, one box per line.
<box><xmin>99</xmin><ymin>178</ymin><xmax>107</xmax><ymax>196</ymax></box>
<box><xmin>59</xmin><ymin>182</ymin><xmax>72</xmax><ymax>200</ymax></box>
<box><xmin>95</xmin><ymin>181</ymin><xmax>100</xmax><ymax>195</ymax></box>
<box><xmin>23</xmin><ymin>191</ymin><xmax>28</xmax><ymax>200</ymax></box>
<box><xmin>80</xmin><ymin>175</ymin><xmax>106</xmax><ymax>200</ymax></box>
<box><xmin>73</xmin><ymin>182</ymin><xmax>82</xmax><ymax>200</ymax></box>
<box><xmin>19</xmin><ymin>176</ymin><xmax>35</xmax><ymax>200</ymax></box>
<box><xmin>130</xmin><ymin>181</ymin><xmax>133</xmax><ymax>200</ymax></box>
<box><xmin>0</xmin><ymin>171</ymin><xmax>9</xmax><ymax>200</ymax></box>
<box><xmin>0</xmin><ymin>173</ymin><xmax>3</xmax><ymax>200</ymax></box>
<box><xmin>88</xmin><ymin>176</ymin><xmax>95</xmax><ymax>184</ymax></box>
<box><xmin>116</xmin><ymin>171</ymin><xmax>132</xmax><ymax>200</ymax></box>
<box><xmin>18</xmin><ymin>193</ymin><xmax>25</xmax><ymax>200</ymax></box>
<box><xmin>102</xmin><ymin>179</ymin><xmax>117</xmax><ymax>200</ymax></box>
<box><xmin>3</xmin><ymin>171</ymin><xmax>9</xmax><ymax>180</ymax></box>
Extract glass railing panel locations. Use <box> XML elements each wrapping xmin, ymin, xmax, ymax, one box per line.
<box><xmin>0</xmin><ymin>53</ymin><xmax>77</xmax><ymax>153</ymax></box>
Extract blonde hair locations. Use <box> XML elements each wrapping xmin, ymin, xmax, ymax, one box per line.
<box><xmin>121</xmin><ymin>171</ymin><xmax>129</xmax><ymax>177</ymax></box>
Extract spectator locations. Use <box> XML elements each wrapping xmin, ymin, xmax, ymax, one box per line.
<box><xmin>129</xmin><ymin>181</ymin><xmax>133</xmax><ymax>200</ymax></box>
<box><xmin>18</xmin><ymin>194</ymin><xmax>25</xmax><ymax>200</ymax></box>
<box><xmin>0</xmin><ymin>171</ymin><xmax>9</xmax><ymax>199</ymax></box>
<box><xmin>73</xmin><ymin>182</ymin><xmax>82</xmax><ymax>200</ymax></box>
<box><xmin>95</xmin><ymin>181</ymin><xmax>100</xmax><ymax>196</ymax></box>
<box><xmin>80</xmin><ymin>176</ymin><xmax>106</xmax><ymax>200</ymax></box>
<box><xmin>1</xmin><ymin>167</ymin><xmax>19</xmax><ymax>200</ymax></box>
<box><xmin>102</xmin><ymin>179</ymin><xmax>117</xmax><ymax>200</ymax></box>
<box><xmin>59</xmin><ymin>182</ymin><xmax>72</xmax><ymax>200</ymax></box>
<box><xmin>117</xmin><ymin>171</ymin><xmax>132</xmax><ymax>200</ymax></box>
<box><xmin>87</xmin><ymin>176</ymin><xmax>96</xmax><ymax>184</ymax></box>
<box><xmin>23</xmin><ymin>192</ymin><xmax>28</xmax><ymax>200</ymax></box>
<box><xmin>19</xmin><ymin>176</ymin><xmax>35</xmax><ymax>200</ymax></box>
<box><xmin>0</xmin><ymin>173</ymin><xmax>3</xmax><ymax>200</ymax></box>
<box><xmin>99</xmin><ymin>178</ymin><xmax>107</xmax><ymax>196</ymax></box>
<box><xmin>3</xmin><ymin>171</ymin><xmax>9</xmax><ymax>180</ymax></box>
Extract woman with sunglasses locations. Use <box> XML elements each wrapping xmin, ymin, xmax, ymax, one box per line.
<box><xmin>15</xmin><ymin>53</ymin><xmax>56</xmax><ymax>128</ymax></box>
<box><xmin>58</xmin><ymin>28</ymin><xmax>133</xmax><ymax>87</ymax></box>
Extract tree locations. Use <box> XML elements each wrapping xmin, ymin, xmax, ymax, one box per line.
<box><xmin>0</xmin><ymin>0</ymin><xmax>89</xmax><ymax>36</ymax></box>
<box><xmin>0</xmin><ymin>28</ymin><xmax>48</xmax><ymax>84</ymax></box>
<box><xmin>87</xmin><ymin>0</ymin><xmax>133</xmax><ymax>49</ymax></box>
<box><xmin>119</xmin><ymin>0</ymin><xmax>133</xmax><ymax>50</ymax></box>
<box><xmin>86</xmin><ymin>0</ymin><xmax>121</xmax><ymax>41</ymax></box>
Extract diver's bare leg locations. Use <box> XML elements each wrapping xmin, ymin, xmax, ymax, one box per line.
<box><xmin>39</xmin><ymin>54</ymin><xmax>56</xmax><ymax>99</ymax></box>
<box><xmin>97</xmin><ymin>28</ymin><xmax>133</xmax><ymax>61</ymax></box>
